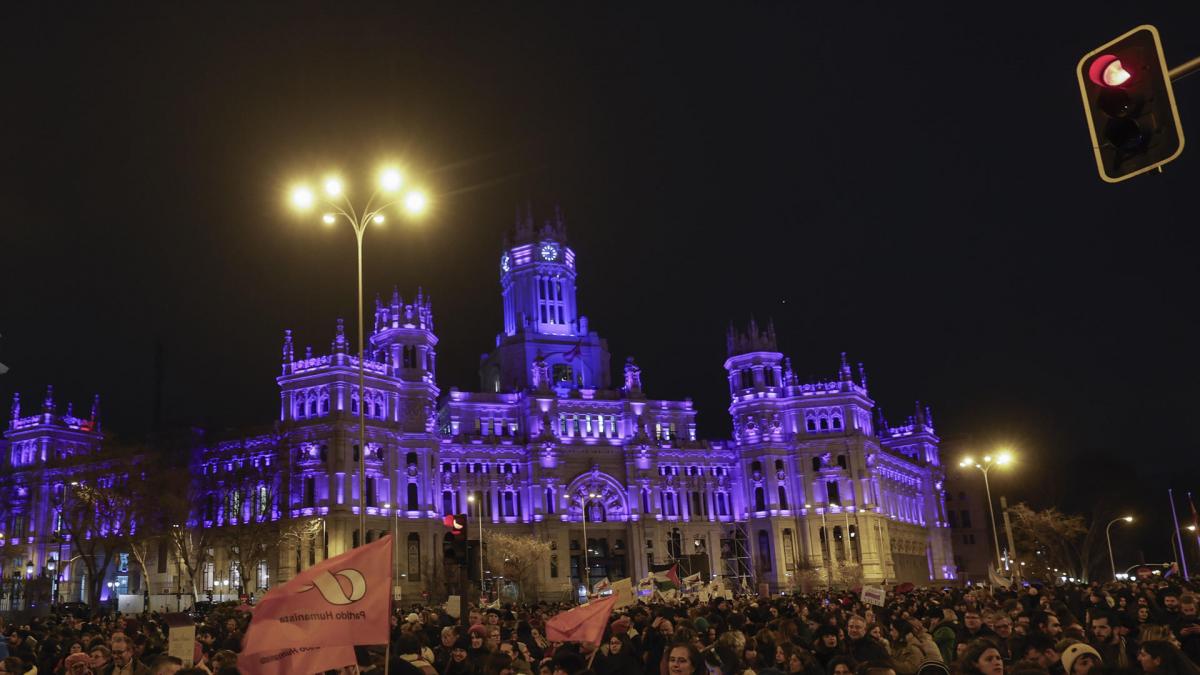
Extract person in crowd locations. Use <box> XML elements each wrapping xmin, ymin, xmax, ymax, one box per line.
<box><xmin>110</xmin><ymin>632</ymin><xmax>150</xmax><ymax>675</ymax></box>
<box><xmin>666</xmin><ymin>644</ymin><xmax>703</xmax><ymax>675</ymax></box>
<box><xmin>826</xmin><ymin>655</ymin><xmax>856</xmax><ymax>675</ymax></box>
<box><xmin>89</xmin><ymin>644</ymin><xmax>113</xmax><ymax>675</ymax></box>
<box><xmin>145</xmin><ymin>655</ymin><xmax>182</xmax><ymax>675</ymax></box>
<box><xmin>1060</xmin><ymin>643</ymin><xmax>1102</xmax><ymax>675</ymax></box>
<box><xmin>1087</xmin><ymin>612</ymin><xmax>1129</xmax><ymax>669</ymax></box>
<box><xmin>445</xmin><ymin>637</ymin><xmax>473</xmax><ymax>675</ymax></box>
<box><xmin>1138</xmin><ymin>640</ymin><xmax>1200</xmax><ymax>675</ymax></box>
<box><xmin>959</xmin><ymin>640</ymin><xmax>1004</xmax><ymax>675</ymax></box>
<box><xmin>889</xmin><ymin>619</ymin><xmax>941</xmax><ymax>675</ymax></box>
<box><xmin>845</xmin><ymin>616</ymin><xmax>889</xmax><ymax>665</ymax></box>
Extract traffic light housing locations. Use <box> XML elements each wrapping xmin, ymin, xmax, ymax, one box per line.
<box><xmin>443</xmin><ymin>513</ymin><xmax>467</xmax><ymax>561</ymax></box>
<box><xmin>1077</xmin><ymin>25</ymin><xmax>1185</xmax><ymax>182</ymax></box>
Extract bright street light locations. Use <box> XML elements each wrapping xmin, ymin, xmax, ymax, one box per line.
<box><xmin>285</xmin><ymin>162</ymin><xmax>436</xmax><ymax>547</ymax></box>
<box><xmin>404</xmin><ymin>190</ymin><xmax>428</xmax><ymax>215</ymax></box>
<box><xmin>379</xmin><ymin>168</ymin><xmax>403</xmax><ymax>192</ymax></box>
<box><xmin>291</xmin><ymin>186</ymin><xmax>314</xmax><ymax>210</ymax></box>
<box><xmin>323</xmin><ymin>176</ymin><xmax>343</xmax><ymax>197</ymax></box>
<box><xmin>959</xmin><ymin>450</ymin><xmax>1015</xmax><ymax>574</ymax></box>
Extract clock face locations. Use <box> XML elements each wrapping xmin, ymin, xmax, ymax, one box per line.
<box><xmin>540</xmin><ymin>243</ymin><xmax>559</xmax><ymax>261</ymax></box>
<box><xmin>500</xmin><ymin>254</ymin><xmax>511</xmax><ymax>273</ymax></box>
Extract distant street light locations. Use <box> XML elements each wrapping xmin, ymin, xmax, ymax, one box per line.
<box><xmin>288</xmin><ymin>166</ymin><xmax>430</xmax><ymax>546</ymax></box>
<box><xmin>959</xmin><ymin>450</ymin><xmax>1014</xmax><ymax>574</ymax></box>
<box><xmin>1106</xmin><ymin>515</ymin><xmax>1134</xmax><ymax>579</ymax></box>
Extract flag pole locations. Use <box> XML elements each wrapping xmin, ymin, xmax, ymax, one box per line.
<box><xmin>1189</xmin><ymin>492</ymin><xmax>1200</xmax><ymax>579</ymax></box>
<box><xmin>384</xmin><ymin>644</ymin><xmax>391</xmax><ymax>675</ymax></box>
<box><xmin>1170</xmin><ymin>489</ymin><xmax>1189</xmax><ymax>579</ymax></box>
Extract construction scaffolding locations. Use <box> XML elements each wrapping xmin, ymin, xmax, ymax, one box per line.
<box><xmin>720</xmin><ymin>521</ymin><xmax>754</xmax><ymax>594</ymax></box>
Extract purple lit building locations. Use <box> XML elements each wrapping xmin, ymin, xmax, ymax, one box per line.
<box><xmin>1</xmin><ymin>208</ymin><xmax>954</xmax><ymax>605</ymax></box>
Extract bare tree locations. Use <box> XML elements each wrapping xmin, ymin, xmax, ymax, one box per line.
<box><xmin>213</xmin><ymin>462</ymin><xmax>286</xmax><ymax>597</ymax></box>
<box><xmin>484</xmin><ymin>532</ymin><xmax>552</xmax><ymax>601</ymax></box>
<box><xmin>56</xmin><ymin>451</ymin><xmax>139</xmax><ymax>608</ymax></box>
<box><xmin>1009</xmin><ymin>502</ymin><xmax>1089</xmax><ymax>579</ymax></box>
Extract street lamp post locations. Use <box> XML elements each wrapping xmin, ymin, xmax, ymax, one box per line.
<box><xmin>384</xmin><ymin>503</ymin><xmax>399</xmax><ymax>585</ymax></box>
<box><xmin>806</xmin><ymin>504</ymin><xmax>834</xmax><ymax>588</ymax></box>
<box><xmin>580</xmin><ymin>492</ymin><xmax>598</xmax><ymax>597</ymax></box>
<box><xmin>467</xmin><ymin>493</ymin><xmax>484</xmax><ymax>602</ymax></box>
<box><xmin>959</xmin><ymin>450</ymin><xmax>1014</xmax><ymax>573</ymax></box>
<box><xmin>289</xmin><ymin>168</ymin><xmax>429</xmax><ymax>548</ymax></box>
<box><xmin>1106</xmin><ymin>515</ymin><xmax>1134</xmax><ymax>579</ymax></box>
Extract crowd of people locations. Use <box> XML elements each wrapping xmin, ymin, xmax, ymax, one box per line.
<box><xmin>2</xmin><ymin>578</ymin><xmax>1200</xmax><ymax>675</ymax></box>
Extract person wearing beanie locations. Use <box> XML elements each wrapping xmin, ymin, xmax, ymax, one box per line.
<box><xmin>444</xmin><ymin>638</ymin><xmax>473</xmax><ymax>675</ymax></box>
<box><xmin>610</xmin><ymin>617</ymin><xmax>632</xmax><ymax>638</ymax></box>
<box><xmin>65</xmin><ymin>651</ymin><xmax>94</xmax><ymax>674</ymax></box>
<box><xmin>1061</xmin><ymin>643</ymin><xmax>1102</xmax><ymax>675</ymax></box>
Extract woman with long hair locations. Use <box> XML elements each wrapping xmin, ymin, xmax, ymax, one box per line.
<box><xmin>1138</xmin><ymin>640</ymin><xmax>1200</xmax><ymax>675</ymax></box>
<box><xmin>957</xmin><ymin>640</ymin><xmax>1003</xmax><ymax>675</ymax></box>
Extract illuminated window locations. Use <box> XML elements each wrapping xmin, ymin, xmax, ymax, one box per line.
<box><xmin>257</xmin><ymin>560</ymin><xmax>269</xmax><ymax>590</ymax></box>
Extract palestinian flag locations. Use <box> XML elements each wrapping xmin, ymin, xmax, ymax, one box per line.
<box><xmin>650</xmin><ymin>563</ymin><xmax>681</xmax><ymax>591</ymax></box>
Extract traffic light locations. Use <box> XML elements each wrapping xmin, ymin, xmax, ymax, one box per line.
<box><xmin>1077</xmin><ymin>25</ymin><xmax>1185</xmax><ymax>182</ymax></box>
<box><xmin>443</xmin><ymin>513</ymin><xmax>468</xmax><ymax>561</ymax></box>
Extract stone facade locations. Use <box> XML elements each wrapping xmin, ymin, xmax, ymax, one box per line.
<box><xmin>0</xmin><ymin>207</ymin><xmax>955</xmax><ymax>607</ymax></box>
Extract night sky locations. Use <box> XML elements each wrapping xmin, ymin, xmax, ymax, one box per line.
<box><xmin>5</xmin><ymin>3</ymin><xmax>1200</xmax><ymax>561</ymax></box>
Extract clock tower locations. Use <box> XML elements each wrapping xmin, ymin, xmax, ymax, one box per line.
<box><xmin>480</xmin><ymin>204</ymin><xmax>610</xmax><ymax>393</ymax></box>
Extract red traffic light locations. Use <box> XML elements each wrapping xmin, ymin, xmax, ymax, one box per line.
<box><xmin>443</xmin><ymin>514</ymin><xmax>466</xmax><ymax>534</ymax></box>
<box><xmin>1077</xmin><ymin>25</ymin><xmax>1185</xmax><ymax>183</ymax></box>
<box><xmin>1088</xmin><ymin>55</ymin><xmax>1132</xmax><ymax>87</ymax></box>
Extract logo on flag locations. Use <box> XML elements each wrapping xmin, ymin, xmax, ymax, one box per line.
<box><xmin>299</xmin><ymin>569</ymin><xmax>368</xmax><ymax>605</ymax></box>
<box><xmin>239</xmin><ymin>535</ymin><xmax>392</xmax><ymax>675</ymax></box>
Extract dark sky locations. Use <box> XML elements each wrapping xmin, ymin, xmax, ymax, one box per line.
<box><xmin>4</xmin><ymin>3</ymin><xmax>1200</xmax><ymax>562</ymax></box>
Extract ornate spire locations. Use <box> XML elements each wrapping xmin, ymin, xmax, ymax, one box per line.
<box><xmin>331</xmin><ymin>318</ymin><xmax>348</xmax><ymax>354</ymax></box>
<box><xmin>876</xmin><ymin>407</ymin><xmax>888</xmax><ymax>436</ymax></box>
<box><xmin>43</xmin><ymin>384</ymin><xmax>55</xmax><ymax>414</ymax></box>
<box><xmin>727</xmin><ymin>317</ymin><xmax>779</xmax><ymax>356</ymax></box>
<box><xmin>90</xmin><ymin>394</ymin><xmax>101</xmax><ymax>429</ymax></box>
<box><xmin>857</xmin><ymin>362</ymin><xmax>868</xmax><ymax>391</ymax></box>
<box><xmin>282</xmin><ymin>330</ymin><xmax>294</xmax><ymax>363</ymax></box>
<box><xmin>839</xmin><ymin>352</ymin><xmax>852</xmax><ymax>381</ymax></box>
<box><xmin>624</xmin><ymin>357</ymin><xmax>643</xmax><ymax>396</ymax></box>
<box><xmin>10</xmin><ymin>392</ymin><xmax>19</xmax><ymax>420</ymax></box>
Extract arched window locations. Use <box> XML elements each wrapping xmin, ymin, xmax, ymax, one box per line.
<box><xmin>320</xmin><ymin>445</ymin><xmax>328</xmax><ymax>462</ymax></box>
<box><xmin>777</xmin><ymin>485</ymin><xmax>789</xmax><ymax>510</ymax></box>
<box><xmin>807</xmin><ymin>418</ymin><xmax>817</xmax><ymax>432</ymax></box>
<box><xmin>754</xmin><ymin>487</ymin><xmax>766</xmax><ymax>512</ymax></box>
<box><xmin>406</xmin><ymin>452</ymin><xmax>418</xmax><ymax>467</ymax></box>
<box><xmin>782</xmin><ymin>528</ymin><xmax>795</xmax><ymax>569</ymax></box>
<box><xmin>775</xmin><ymin>459</ymin><xmax>784</xmax><ymax>472</ymax></box>
<box><xmin>820</xmin><ymin>417</ymin><xmax>829</xmax><ymax>430</ymax></box>
<box><xmin>641</xmin><ymin>488</ymin><xmax>651</xmax><ymax>514</ymax></box>
<box><xmin>407</xmin><ymin>533</ymin><xmax>421</xmax><ymax>581</ymax></box>
<box><xmin>833</xmin><ymin>526</ymin><xmax>844</xmax><ymax>560</ymax></box>
<box><xmin>832</xmin><ymin>415</ymin><xmax>843</xmax><ymax>429</ymax></box>
<box><xmin>669</xmin><ymin>528</ymin><xmax>683</xmax><ymax>559</ymax></box>
<box><xmin>757</xmin><ymin>529</ymin><xmax>772</xmax><ymax>572</ymax></box>
<box><xmin>837</xmin><ymin>454</ymin><xmax>847</xmax><ymax>469</ymax></box>
<box><xmin>812</xmin><ymin>456</ymin><xmax>822</xmax><ymax>471</ymax></box>
<box><xmin>751</xmin><ymin>460</ymin><xmax>762</xmax><ymax>473</ymax></box>
<box><xmin>407</xmin><ymin>483</ymin><xmax>419</xmax><ymax>510</ymax></box>
<box><xmin>442</xmin><ymin>491</ymin><xmax>453</xmax><ymax>515</ymax></box>
<box><xmin>691</xmin><ymin>491</ymin><xmax>703</xmax><ymax>517</ymax></box>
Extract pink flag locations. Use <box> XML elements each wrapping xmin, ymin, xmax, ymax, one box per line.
<box><xmin>240</xmin><ymin>644</ymin><xmax>358</xmax><ymax>675</ymax></box>
<box><xmin>240</xmin><ymin>535</ymin><xmax>392</xmax><ymax>674</ymax></box>
<box><xmin>545</xmin><ymin>595</ymin><xmax>617</xmax><ymax>644</ymax></box>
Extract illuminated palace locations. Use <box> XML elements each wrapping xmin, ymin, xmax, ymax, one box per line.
<box><xmin>1</xmin><ymin>208</ymin><xmax>954</xmax><ymax>605</ymax></box>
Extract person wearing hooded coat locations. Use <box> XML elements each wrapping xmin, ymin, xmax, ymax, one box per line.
<box><xmin>596</xmin><ymin>634</ymin><xmax>640</xmax><ymax>675</ymax></box>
